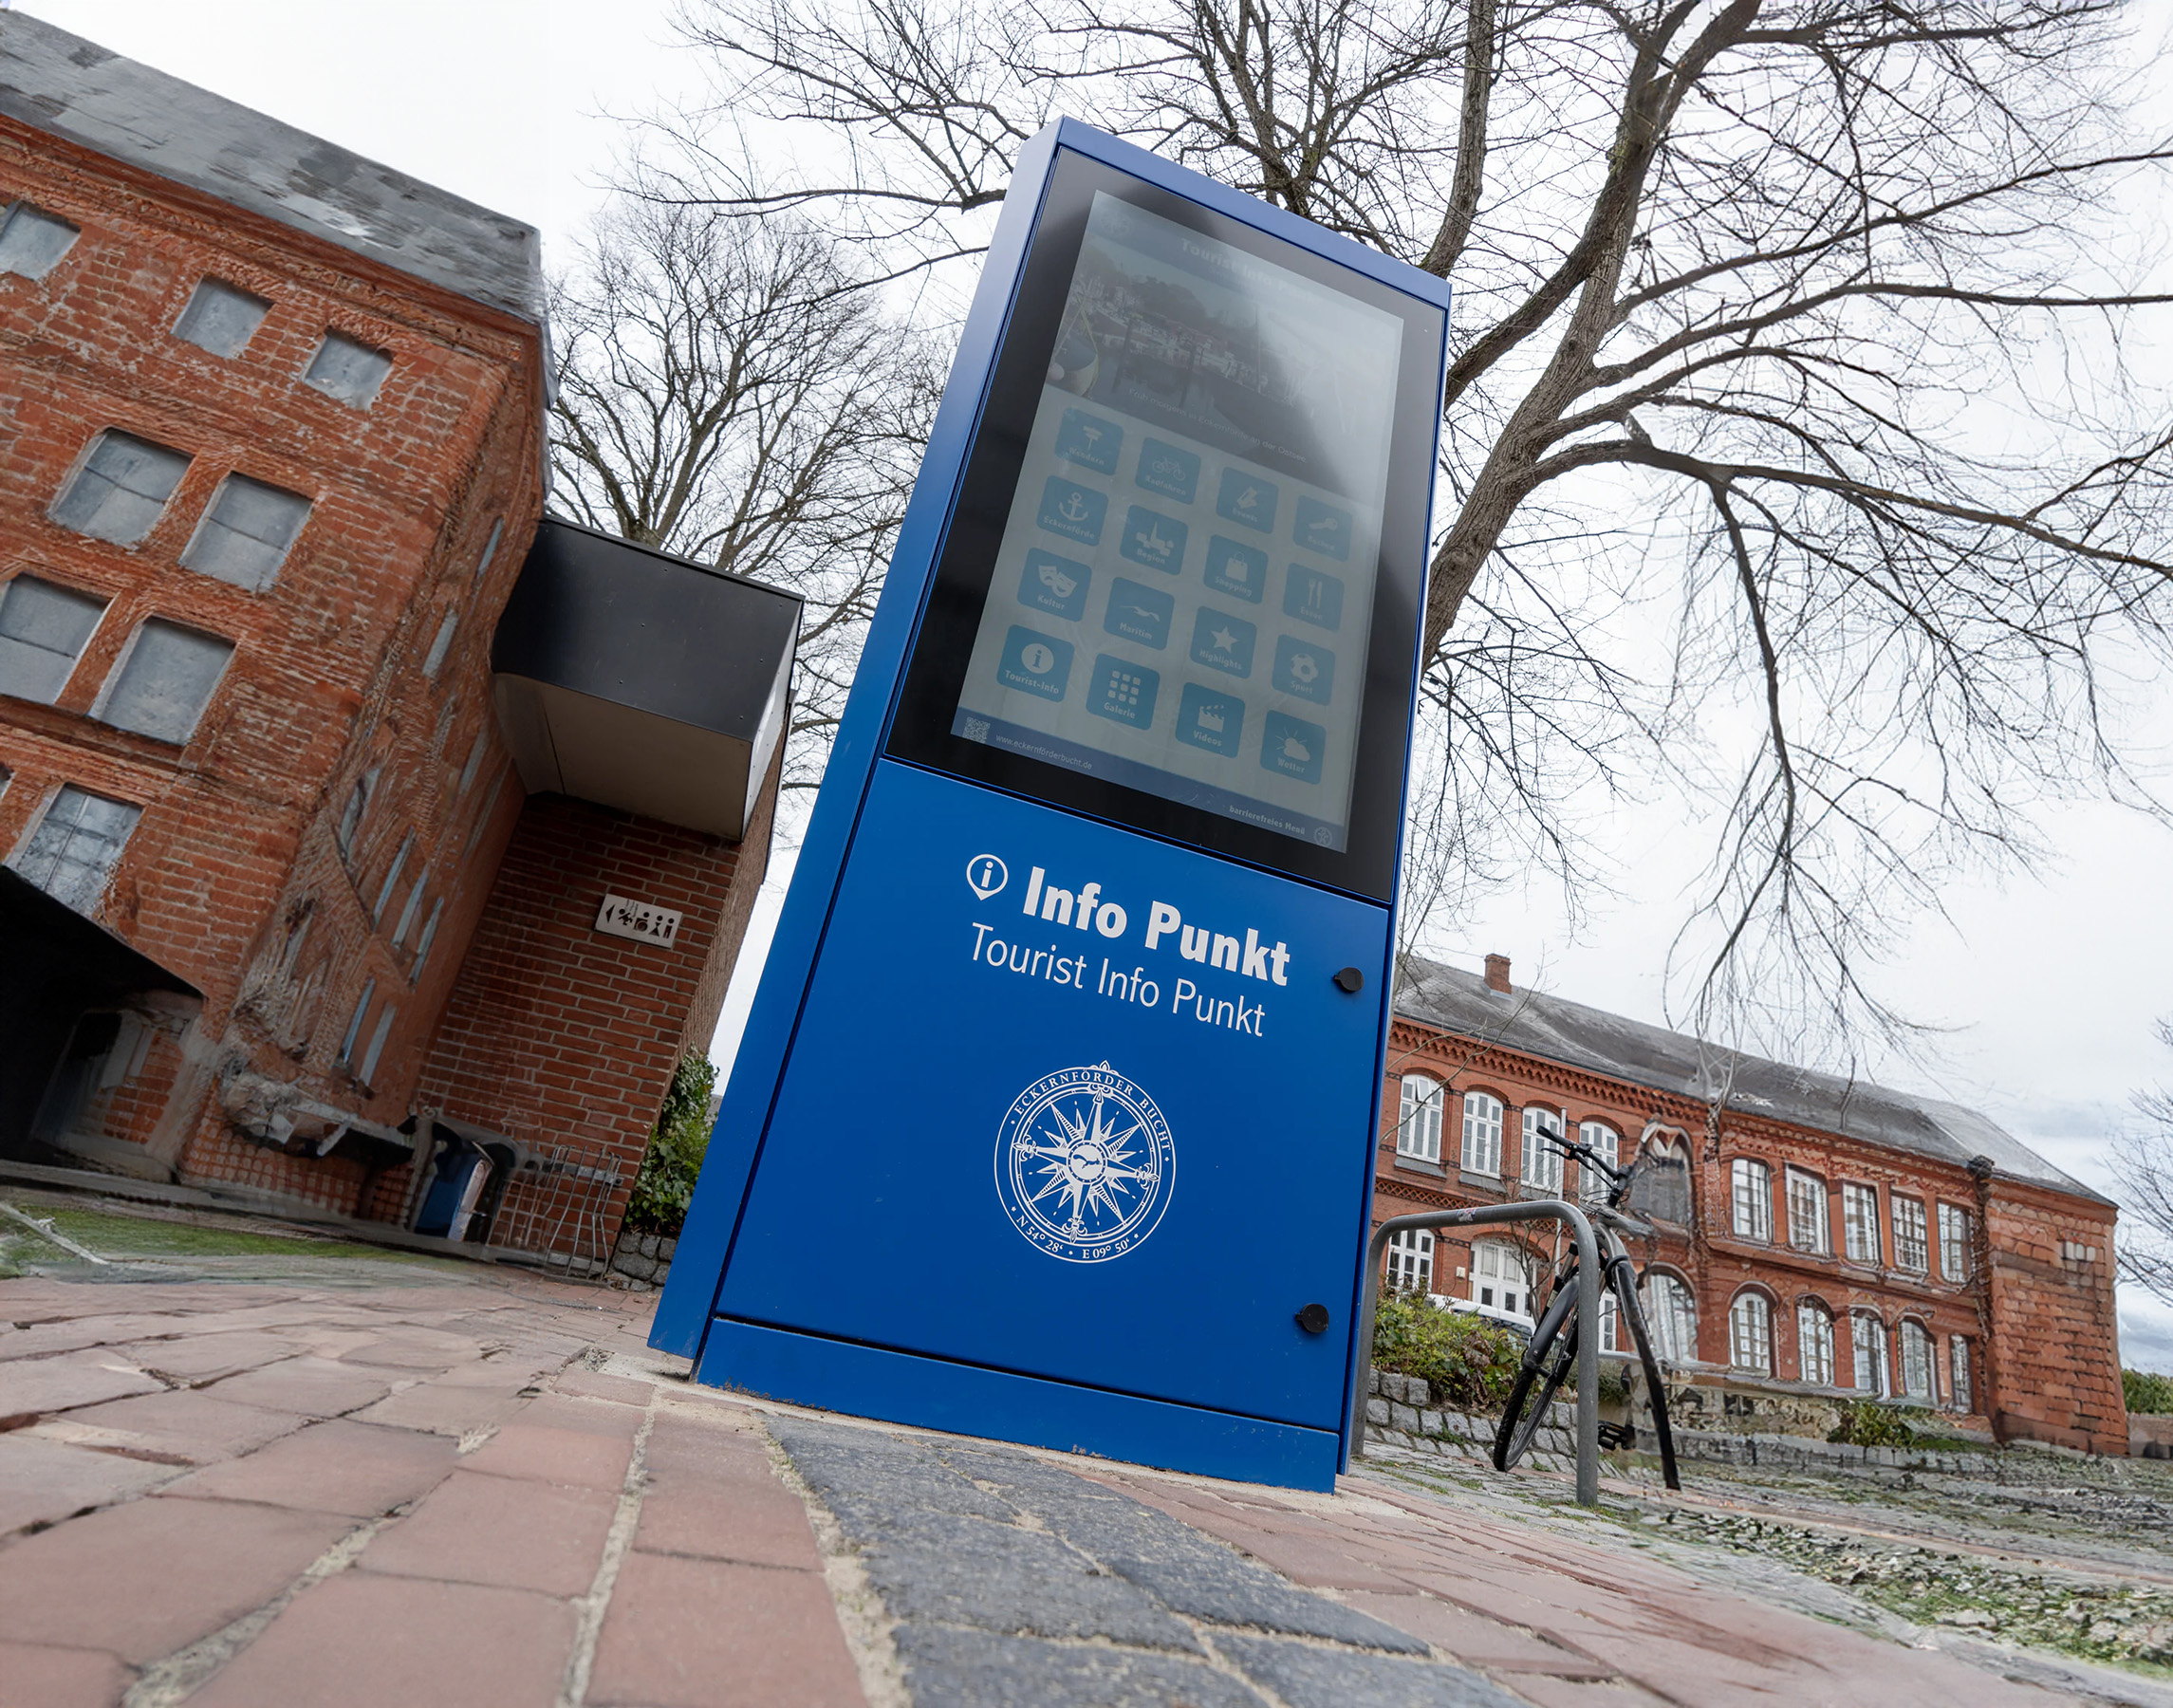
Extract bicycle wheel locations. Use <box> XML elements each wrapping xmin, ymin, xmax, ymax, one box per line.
<box><xmin>1494</xmin><ymin>1275</ymin><xmax>1579</xmax><ymax>1472</ymax></box>
<box><xmin>1608</xmin><ymin>1257</ymin><xmax>1681</xmax><ymax>1490</ymax></box>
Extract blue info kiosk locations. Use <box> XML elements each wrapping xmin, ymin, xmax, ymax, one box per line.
<box><xmin>654</xmin><ymin>120</ymin><xmax>1450</xmax><ymax>1491</ymax></box>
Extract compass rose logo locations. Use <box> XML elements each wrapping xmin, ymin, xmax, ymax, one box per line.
<box><xmin>994</xmin><ymin>1063</ymin><xmax>1176</xmax><ymax>1263</ymax></box>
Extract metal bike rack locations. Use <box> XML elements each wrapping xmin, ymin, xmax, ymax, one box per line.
<box><xmin>1350</xmin><ymin>1198</ymin><xmax>1603</xmax><ymax>1506</ymax></box>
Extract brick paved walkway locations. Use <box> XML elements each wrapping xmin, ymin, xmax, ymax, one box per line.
<box><xmin>1</xmin><ymin>1256</ymin><xmax>2153</xmax><ymax>1705</ymax></box>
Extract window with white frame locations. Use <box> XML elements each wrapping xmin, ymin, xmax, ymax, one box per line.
<box><xmin>1842</xmin><ymin>1182</ymin><xmax>1882</xmax><ymax>1263</ymax></box>
<box><xmin>1460</xmin><ymin>1091</ymin><xmax>1503</xmax><ymax>1177</ymax></box>
<box><xmin>338</xmin><ymin>979</ymin><xmax>376</xmax><ymax>1066</ymax></box>
<box><xmin>1578</xmin><ymin>1122</ymin><xmax>1619</xmax><ymax>1202</ymax></box>
<box><xmin>1939</xmin><ymin>1203</ymin><xmax>1971</xmax><ymax>1281</ymax></box>
<box><xmin>1850</xmin><ymin>1310</ymin><xmax>1890</xmax><ymax>1395</ymax></box>
<box><xmin>1644</xmin><ymin>1272</ymin><xmax>1698</xmax><ymax>1364</ymax></box>
<box><xmin>11</xmin><ymin>786</ymin><xmax>140</xmax><ymax>913</ymax></box>
<box><xmin>1471</xmin><ymin>1239</ymin><xmax>1531</xmax><ymax>1321</ymax></box>
<box><xmin>1949</xmin><ymin>1336</ymin><xmax>1973</xmax><ymax>1413</ymax></box>
<box><xmin>1731</xmin><ymin>1159</ymin><xmax>1774</xmax><ymax>1241</ymax></box>
<box><xmin>1728</xmin><ymin>1291</ymin><xmax>1773</xmax><ymax>1374</ymax></box>
<box><xmin>1892</xmin><ymin>1195</ymin><xmax>1929</xmax><ymax>1273</ymax></box>
<box><xmin>1629</xmin><ymin>1134</ymin><xmax>1695</xmax><ymax>1225</ymax></box>
<box><xmin>51</xmin><ymin>431</ymin><xmax>191</xmax><ymax>546</ymax></box>
<box><xmin>98</xmin><ymin>622</ymin><xmax>233</xmax><ymax>744</ymax></box>
<box><xmin>358</xmin><ymin>1001</ymin><xmax>396</xmax><ymax>1086</ymax></box>
<box><xmin>1522</xmin><ymin>1106</ymin><xmax>1564</xmax><ymax>1192</ymax></box>
<box><xmin>0</xmin><ymin>575</ymin><xmax>106</xmax><ymax>703</ymax></box>
<box><xmin>1797</xmin><ymin>1301</ymin><xmax>1836</xmax><ymax>1386</ymax></box>
<box><xmin>1899</xmin><ymin>1319</ymin><xmax>1934</xmax><ymax>1400</ymax></box>
<box><xmin>1599</xmin><ymin>1285</ymin><xmax>1619</xmax><ymax>1352</ymax></box>
<box><xmin>1384</xmin><ymin>1228</ymin><xmax>1433</xmax><ymax>1294</ymax></box>
<box><xmin>1398</xmin><ymin>1074</ymin><xmax>1444</xmax><ymax>1163</ymax></box>
<box><xmin>1786</xmin><ymin>1168</ymin><xmax>1829</xmax><ymax>1253</ymax></box>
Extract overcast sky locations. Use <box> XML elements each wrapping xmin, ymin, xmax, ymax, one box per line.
<box><xmin>24</xmin><ymin>0</ymin><xmax>2173</xmax><ymax>1365</ymax></box>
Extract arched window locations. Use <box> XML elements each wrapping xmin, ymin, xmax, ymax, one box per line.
<box><xmin>1384</xmin><ymin>1228</ymin><xmax>1433</xmax><ymax>1294</ymax></box>
<box><xmin>1731</xmin><ymin>1159</ymin><xmax>1774</xmax><ymax>1242</ymax></box>
<box><xmin>1796</xmin><ymin>1300</ymin><xmax>1835</xmax><ymax>1386</ymax></box>
<box><xmin>1471</xmin><ymin>1239</ymin><xmax>1532</xmax><ymax>1322</ymax></box>
<box><xmin>1643</xmin><ymin>1272</ymin><xmax>1698</xmax><ymax>1364</ymax></box>
<box><xmin>1522</xmin><ymin>1106</ymin><xmax>1564</xmax><ymax>1192</ymax></box>
<box><xmin>1899</xmin><ymin>1319</ymin><xmax>1935</xmax><ymax>1401</ymax></box>
<box><xmin>1578</xmin><ymin>1122</ymin><xmax>1620</xmax><ymax>1203</ymax></box>
<box><xmin>1850</xmin><ymin>1310</ymin><xmax>1890</xmax><ymax>1396</ymax></box>
<box><xmin>1729</xmin><ymin>1290</ymin><xmax>1774</xmax><ymax>1374</ymax></box>
<box><xmin>1948</xmin><ymin>1336</ymin><xmax>1974</xmax><ymax>1413</ymax></box>
<box><xmin>1397</xmin><ymin>1075</ymin><xmax>1444</xmax><ymax>1164</ymax></box>
<box><xmin>1460</xmin><ymin>1092</ymin><xmax>1503</xmax><ymax>1177</ymax></box>
<box><xmin>1786</xmin><ymin>1168</ymin><xmax>1829</xmax><ymax>1253</ymax></box>
<box><xmin>1627</xmin><ymin>1132</ymin><xmax>1694</xmax><ymax>1226</ymax></box>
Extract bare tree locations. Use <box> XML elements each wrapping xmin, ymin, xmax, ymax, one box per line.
<box><xmin>549</xmin><ymin>195</ymin><xmax>940</xmax><ymax>788</ymax></box>
<box><xmin>658</xmin><ymin>0</ymin><xmax>2173</xmax><ymax>1051</ymax></box>
<box><xmin>2113</xmin><ymin>1019</ymin><xmax>2173</xmax><ymax>1306</ymax></box>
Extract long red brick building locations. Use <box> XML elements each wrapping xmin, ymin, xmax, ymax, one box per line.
<box><xmin>1375</xmin><ymin>955</ymin><xmax>2127</xmax><ymax>1454</ymax></box>
<box><xmin>0</xmin><ymin>15</ymin><xmax>793</xmax><ymax>1268</ymax></box>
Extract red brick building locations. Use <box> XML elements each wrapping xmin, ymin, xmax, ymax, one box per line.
<box><xmin>0</xmin><ymin>15</ymin><xmax>793</xmax><ymax>1268</ymax></box>
<box><xmin>1375</xmin><ymin>955</ymin><xmax>2127</xmax><ymax>1454</ymax></box>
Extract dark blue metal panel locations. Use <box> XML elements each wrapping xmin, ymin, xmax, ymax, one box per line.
<box><xmin>715</xmin><ymin>760</ymin><xmax>1387</xmax><ymax>1430</ymax></box>
<box><xmin>698</xmin><ymin>1318</ymin><xmax>1341</xmax><ymax>1490</ymax></box>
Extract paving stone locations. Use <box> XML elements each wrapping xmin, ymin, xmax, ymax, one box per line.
<box><xmin>636</xmin><ymin>1415</ymin><xmax>820</xmax><ymax>1569</ymax></box>
<box><xmin>768</xmin><ymin>1415</ymin><xmax>1013</xmax><ymax>1541</ymax></box>
<box><xmin>457</xmin><ymin>1418</ymin><xmax>635</xmax><ymax>1491</ymax></box>
<box><xmin>1343</xmin><ymin>1591</ymin><xmax>1613</xmax><ymax>1676</ymax></box>
<box><xmin>350</xmin><ymin>1377</ymin><xmax>523</xmax><ymax>1438</ymax></box>
<box><xmin>588</xmin><ymin>1551</ymin><xmax>863</xmax><ymax>1708</ymax></box>
<box><xmin>550</xmin><ymin>1366</ymin><xmax>656</xmax><ymax>1405</ymax></box>
<box><xmin>894</xmin><ymin>1625</ymin><xmax>1270</xmax><ymax>1708</ymax></box>
<box><xmin>0</xmin><ymin>1313</ymin><xmax>190</xmax><ymax>1361</ymax></box>
<box><xmin>1217</xmin><ymin>1634</ymin><xmax>1535</xmax><ymax>1708</ymax></box>
<box><xmin>112</xmin><ymin>1331</ymin><xmax>305</xmax><ymax>1383</ymax></box>
<box><xmin>0</xmin><ymin>1496</ymin><xmax>350</xmax><ymax>1663</ymax></box>
<box><xmin>198</xmin><ymin>1355</ymin><xmax>396</xmax><ymax>1418</ymax></box>
<box><xmin>946</xmin><ymin>1449</ymin><xmax>1424</xmax><ymax>1651</ymax></box>
<box><xmin>0</xmin><ymin>1432</ymin><xmax>176</xmax><ymax>1535</ymax></box>
<box><xmin>338</xmin><ymin>1329</ymin><xmax>486</xmax><ymax>1370</ymax></box>
<box><xmin>1504</xmin><ymin>1680</ymin><xmax>1677</xmax><ymax>1708</ymax></box>
<box><xmin>29</xmin><ymin>1390</ymin><xmax>302</xmax><ymax>1465</ymax></box>
<box><xmin>361</xmin><ymin>1468</ymin><xmax>617</xmax><ymax>1594</ymax></box>
<box><xmin>513</xmin><ymin>1391</ymin><xmax>644</xmax><ymax>1438</ymax></box>
<box><xmin>0</xmin><ymin>1638</ymin><xmax>136</xmax><ymax>1707</ymax></box>
<box><xmin>162</xmin><ymin>1419</ymin><xmax>457</xmax><ymax>1517</ymax></box>
<box><xmin>187</xmin><ymin>1569</ymin><xmax>573</xmax><ymax>1708</ymax></box>
<box><xmin>0</xmin><ymin>1348</ymin><xmax>162</xmax><ymax>1419</ymax></box>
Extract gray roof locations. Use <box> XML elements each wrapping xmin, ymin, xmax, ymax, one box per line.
<box><xmin>1395</xmin><ymin>956</ymin><xmax>2108</xmax><ymax>1205</ymax></box>
<box><xmin>0</xmin><ymin>13</ymin><xmax>542</xmax><ymax>322</ymax></box>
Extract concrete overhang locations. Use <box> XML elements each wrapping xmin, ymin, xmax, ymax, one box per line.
<box><xmin>491</xmin><ymin>518</ymin><xmax>801</xmax><ymax>841</ymax></box>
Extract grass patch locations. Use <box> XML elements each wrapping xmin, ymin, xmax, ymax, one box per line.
<box><xmin>11</xmin><ymin>1202</ymin><xmax>439</xmax><ymax>1264</ymax></box>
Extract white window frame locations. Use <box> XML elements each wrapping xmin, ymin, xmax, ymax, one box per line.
<box><xmin>1398</xmin><ymin>1074</ymin><xmax>1444</xmax><ymax>1164</ymax></box>
<box><xmin>1851</xmin><ymin>1311</ymin><xmax>1890</xmax><ymax>1396</ymax></box>
<box><xmin>1731</xmin><ymin>1158</ymin><xmax>1774</xmax><ymax>1242</ymax></box>
<box><xmin>1948</xmin><ymin>1335</ymin><xmax>1973</xmax><ymax>1413</ymax></box>
<box><xmin>1460</xmin><ymin>1091</ymin><xmax>1503</xmax><ymax>1178</ymax></box>
<box><xmin>1522</xmin><ymin>1106</ymin><xmax>1564</xmax><ymax>1193</ymax></box>
<box><xmin>1892</xmin><ymin>1195</ymin><xmax>1929</xmax><ymax>1274</ymax></box>
<box><xmin>1471</xmin><ymin>1238</ymin><xmax>1531</xmax><ymax>1322</ymax></box>
<box><xmin>1384</xmin><ymin>1228</ymin><xmax>1433</xmax><ymax>1294</ymax></box>
<box><xmin>1797</xmin><ymin>1301</ymin><xmax>1835</xmax><ymax>1386</ymax></box>
<box><xmin>1899</xmin><ymin>1319</ymin><xmax>1935</xmax><ymax>1400</ymax></box>
<box><xmin>1644</xmin><ymin>1272</ymin><xmax>1698</xmax><ymax>1364</ymax></box>
<box><xmin>1842</xmin><ymin>1182</ymin><xmax>1882</xmax><ymax>1264</ymax></box>
<box><xmin>1938</xmin><ymin>1202</ymin><xmax>1971</xmax><ymax>1282</ymax></box>
<box><xmin>1785</xmin><ymin>1167</ymin><xmax>1829</xmax><ymax>1253</ymax></box>
<box><xmin>1728</xmin><ymin>1291</ymin><xmax>1773</xmax><ymax>1374</ymax></box>
<box><xmin>1577</xmin><ymin>1122</ymin><xmax>1619</xmax><ymax>1202</ymax></box>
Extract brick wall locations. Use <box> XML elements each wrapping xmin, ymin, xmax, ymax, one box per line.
<box><xmin>1371</xmin><ymin>1014</ymin><xmax>2127</xmax><ymax>1453</ymax></box>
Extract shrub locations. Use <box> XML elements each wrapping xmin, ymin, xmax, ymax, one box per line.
<box><xmin>1372</xmin><ymin>1294</ymin><xmax>1527</xmax><ymax>1413</ymax></box>
<box><xmin>2125</xmin><ymin>1368</ymin><xmax>2173</xmax><ymax>1415</ymax></box>
<box><xmin>623</xmin><ymin>1051</ymin><xmax>717</xmax><ymax>1237</ymax></box>
<box><xmin>1827</xmin><ymin>1399</ymin><xmax>1919</xmax><ymax>1448</ymax></box>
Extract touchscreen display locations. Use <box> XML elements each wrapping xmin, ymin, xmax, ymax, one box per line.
<box><xmin>949</xmin><ymin>192</ymin><xmax>1406</xmax><ymax>850</ymax></box>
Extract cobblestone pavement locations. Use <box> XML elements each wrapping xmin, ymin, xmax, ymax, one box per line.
<box><xmin>3</xmin><ymin>1224</ymin><xmax>2164</xmax><ymax>1705</ymax></box>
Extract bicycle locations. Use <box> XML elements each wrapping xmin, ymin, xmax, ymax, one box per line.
<box><xmin>1492</xmin><ymin>1127</ymin><xmax>1681</xmax><ymax>1491</ymax></box>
